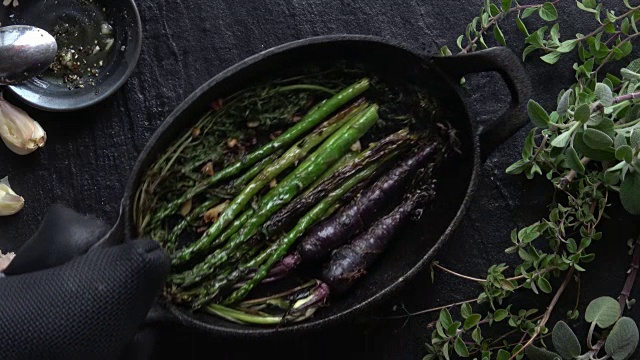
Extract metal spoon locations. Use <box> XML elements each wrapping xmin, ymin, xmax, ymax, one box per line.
<box><xmin>0</xmin><ymin>25</ymin><xmax>57</xmax><ymax>85</ymax></box>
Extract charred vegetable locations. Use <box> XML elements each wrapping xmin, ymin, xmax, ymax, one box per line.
<box><xmin>321</xmin><ymin>186</ymin><xmax>435</xmax><ymax>295</ymax></box>
<box><xmin>296</xmin><ymin>139</ymin><xmax>444</xmax><ymax>263</ymax></box>
<box><xmin>264</xmin><ymin>128</ymin><xmax>415</xmax><ymax>237</ymax></box>
<box><xmin>134</xmin><ymin>66</ymin><xmax>453</xmax><ymax>326</ymax></box>
<box><xmin>170</xmin><ymin>100</ymin><xmax>369</xmax><ymax>266</ymax></box>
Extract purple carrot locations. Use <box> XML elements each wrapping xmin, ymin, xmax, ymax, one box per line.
<box><xmin>296</xmin><ymin>139</ymin><xmax>443</xmax><ymax>263</ymax></box>
<box><xmin>321</xmin><ymin>188</ymin><xmax>434</xmax><ymax>296</ymax></box>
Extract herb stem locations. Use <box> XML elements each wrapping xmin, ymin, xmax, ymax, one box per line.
<box><xmin>560</xmin><ymin>157</ymin><xmax>590</xmax><ymax>188</ymax></box>
<box><xmin>619</xmin><ymin>233</ymin><xmax>640</xmax><ymax>312</ymax></box>
<box><xmin>461</xmin><ymin>0</ymin><xmax>561</xmax><ymax>54</ymax></box>
<box><xmin>595</xmin><ymin>32</ymin><xmax>640</xmax><ymax>74</ymax></box>
<box><xmin>489</xmin><ymin>315</ymin><xmax>544</xmax><ymax>346</ymax></box>
<box><xmin>613</xmin><ymin>90</ymin><xmax>640</xmax><ymax>104</ymax></box>
<box><xmin>614</xmin><ymin>118</ymin><xmax>640</xmax><ymax>129</ymax></box>
<box><xmin>277</xmin><ymin>84</ymin><xmax>336</xmax><ymax>95</ymax></box>
<box><xmin>372</xmin><ymin>298</ymin><xmax>478</xmax><ymax>319</ymax></box>
<box><xmin>573</xmin><ymin>273</ymin><xmax>581</xmax><ymax>313</ymax></box>
<box><xmin>509</xmin><ymin>267</ymin><xmax>575</xmax><ymax>360</ymax></box>
<box><xmin>432</xmin><ymin>263</ymin><xmax>486</xmax><ymax>283</ymax></box>
<box><xmin>434</xmin><ymin>263</ymin><xmax>558</xmax><ymax>284</ymax></box>
<box><xmin>531</xmin><ymin>135</ymin><xmax>549</xmax><ymax>163</ymax></box>
<box><xmin>576</xmin><ymin>5</ymin><xmax>640</xmax><ymax>43</ymax></box>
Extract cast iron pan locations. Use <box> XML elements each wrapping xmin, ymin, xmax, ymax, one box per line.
<box><xmin>0</xmin><ymin>0</ymin><xmax>142</xmax><ymax>112</ymax></box>
<box><xmin>99</xmin><ymin>35</ymin><xmax>531</xmax><ymax>338</ymax></box>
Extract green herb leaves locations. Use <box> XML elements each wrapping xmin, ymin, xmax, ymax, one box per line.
<box><xmin>620</xmin><ymin>172</ymin><xmax>640</xmax><ymax>215</ymax></box>
<box><xmin>528</xmin><ymin>99</ymin><xmax>551</xmax><ymax>128</ymax></box>
<box><xmin>523</xmin><ymin>304</ymin><xmax>638</xmax><ymax>360</ymax></box>
<box><xmin>585</xmin><ymin>296</ymin><xmax>620</xmax><ymax>328</ymax></box>
<box><xmin>552</xmin><ymin>321</ymin><xmax>581</xmax><ymax>359</ymax></box>
<box><xmin>574</xmin><ymin>103</ymin><xmax>591</xmax><ymax>124</ymax></box>
<box><xmin>605</xmin><ymin>317</ymin><xmax>640</xmax><ymax>360</ymax></box>
<box><xmin>428</xmin><ymin>0</ymin><xmax>640</xmax><ymax>359</ymax></box>
<box><xmin>595</xmin><ymin>82</ymin><xmax>613</xmax><ymax>106</ymax></box>
<box><xmin>538</xmin><ymin>2</ymin><xmax>558</xmax><ymax>21</ymax></box>
<box><xmin>525</xmin><ymin>345</ymin><xmax>561</xmax><ymax>360</ymax></box>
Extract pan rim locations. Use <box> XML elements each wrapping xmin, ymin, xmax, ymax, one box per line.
<box><xmin>123</xmin><ymin>34</ymin><xmax>482</xmax><ymax>337</ymax></box>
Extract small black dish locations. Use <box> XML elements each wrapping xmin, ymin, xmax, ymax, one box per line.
<box><xmin>0</xmin><ymin>0</ymin><xmax>142</xmax><ymax>112</ymax></box>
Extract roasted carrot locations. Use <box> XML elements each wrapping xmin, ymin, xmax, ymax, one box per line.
<box><xmin>320</xmin><ymin>187</ymin><xmax>434</xmax><ymax>295</ymax></box>
<box><xmin>296</xmin><ymin>138</ymin><xmax>443</xmax><ymax>262</ymax></box>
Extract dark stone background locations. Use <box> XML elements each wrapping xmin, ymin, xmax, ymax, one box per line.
<box><xmin>1</xmin><ymin>1</ymin><xmax>638</xmax><ymax>359</ymax></box>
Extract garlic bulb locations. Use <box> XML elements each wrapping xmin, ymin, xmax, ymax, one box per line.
<box><xmin>0</xmin><ymin>176</ymin><xmax>24</xmax><ymax>216</ymax></box>
<box><xmin>0</xmin><ymin>93</ymin><xmax>47</xmax><ymax>155</ymax></box>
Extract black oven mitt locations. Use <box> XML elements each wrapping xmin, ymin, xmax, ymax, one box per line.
<box><xmin>0</xmin><ymin>204</ymin><xmax>169</xmax><ymax>360</ymax></box>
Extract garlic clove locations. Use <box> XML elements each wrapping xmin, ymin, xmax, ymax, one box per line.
<box><xmin>0</xmin><ymin>93</ymin><xmax>47</xmax><ymax>155</ymax></box>
<box><xmin>0</xmin><ymin>251</ymin><xmax>16</xmax><ymax>272</ymax></box>
<box><xmin>0</xmin><ymin>176</ymin><xmax>25</xmax><ymax>216</ymax></box>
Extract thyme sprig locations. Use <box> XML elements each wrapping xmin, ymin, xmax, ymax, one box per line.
<box><xmin>421</xmin><ymin>1</ymin><xmax>640</xmax><ymax>359</ymax></box>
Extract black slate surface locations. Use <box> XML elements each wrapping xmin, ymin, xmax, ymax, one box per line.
<box><xmin>1</xmin><ymin>1</ymin><xmax>639</xmax><ymax>359</ymax></box>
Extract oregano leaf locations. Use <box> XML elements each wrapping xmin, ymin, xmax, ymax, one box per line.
<box><xmin>539</xmin><ymin>2</ymin><xmax>558</xmax><ymax>21</ymax></box>
<box><xmin>442</xmin><ymin>342</ymin><xmax>450</xmax><ymax>360</ymax></box>
<box><xmin>523</xmin><ymin>127</ymin><xmax>536</xmax><ymax>159</ymax></box>
<box><xmin>454</xmin><ymin>336</ymin><xmax>470</xmax><ymax>357</ymax></box>
<box><xmin>616</xmin><ymin>145</ymin><xmax>633</xmax><ymax>163</ymax></box>
<box><xmin>595</xmin><ymin>82</ymin><xmax>613</xmax><ymax>106</ymax></box>
<box><xmin>621</xmin><ymin>68</ymin><xmax>640</xmax><ymax>81</ymax></box>
<box><xmin>564</xmin><ymin>146</ymin><xmax>585</xmax><ymax>173</ymax></box>
<box><xmin>621</xmin><ymin>171</ymin><xmax>640</xmax><ymax>215</ymax></box>
<box><xmin>489</xmin><ymin>3</ymin><xmax>501</xmax><ymax>17</ymax></box>
<box><xmin>472</xmin><ymin>327</ymin><xmax>483</xmax><ymax>344</ymax></box>
<box><xmin>494</xmin><ymin>309</ymin><xmax>509</xmax><ymax>321</ymax></box>
<box><xmin>439</xmin><ymin>308</ymin><xmax>453</xmax><ymax>330</ymax></box>
<box><xmin>436</xmin><ymin>319</ymin><xmax>447</xmax><ymax>338</ymax></box>
<box><xmin>557</xmin><ymin>89</ymin><xmax>573</xmax><ymax>116</ymax></box>
<box><xmin>583</xmin><ymin>128</ymin><xmax>613</xmax><ymax>149</ymax></box>
<box><xmin>496</xmin><ymin>349</ymin><xmax>510</xmax><ymax>360</ymax></box>
<box><xmin>550</xmin><ymin>23</ymin><xmax>560</xmax><ymax>44</ymax></box>
<box><xmin>523</xmin><ymin>45</ymin><xmax>539</xmax><ymax>61</ymax></box>
<box><xmin>631</xmin><ymin>128</ymin><xmax>640</xmax><ymax>148</ymax></box>
<box><xmin>536</xmin><ymin>276</ymin><xmax>552</xmax><ymax>293</ymax></box>
<box><xmin>525</xmin><ymin>345</ymin><xmax>562</xmax><ymax>360</ymax></box>
<box><xmin>556</xmin><ymin>39</ymin><xmax>577</xmax><ymax>53</ymax></box>
<box><xmin>551</xmin><ymin>130</ymin><xmax>574</xmax><ymax>148</ymax></box>
<box><xmin>502</xmin><ymin>0</ymin><xmax>512</xmax><ymax>11</ymax></box>
<box><xmin>605</xmin><ymin>317</ymin><xmax>639</xmax><ymax>360</ymax></box>
<box><xmin>622</xmin><ymin>17</ymin><xmax>630</xmax><ymax>35</ymax></box>
<box><xmin>522</xmin><ymin>6</ymin><xmax>537</xmax><ymax>18</ymax></box>
<box><xmin>505</xmin><ymin>159</ymin><xmax>529</xmax><ymax>175</ymax></box>
<box><xmin>615</xmin><ymin>132</ymin><xmax>628</xmax><ymax>149</ymax></box>
<box><xmin>494</xmin><ymin>25</ymin><xmax>506</xmax><ymax>46</ymax></box>
<box><xmin>574</xmin><ymin>131</ymin><xmax>616</xmax><ymax>160</ymax></box>
<box><xmin>585</xmin><ymin>296</ymin><xmax>620</xmax><ymax>328</ymax></box>
<box><xmin>461</xmin><ymin>303</ymin><xmax>472</xmax><ymax>319</ymax></box>
<box><xmin>541</xmin><ymin>51</ymin><xmax>562</xmax><ymax>64</ymax></box>
<box><xmin>464</xmin><ymin>314</ymin><xmax>482</xmax><ymax>330</ymax></box>
<box><xmin>575</xmin><ymin>103</ymin><xmax>591</xmax><ymax>123</ymax></box>
<box><xmin>528</xmin><ymin>99</ymin><xmax>550</xmax><ymax>128</ymax></box>
<box><xmin>447</xmin><ymin>322</ymin><xmax>461</xmax><ymax>337</ymax></box>
<box><xmin>516</xmin><ymin>15</ymin><xmax>529</xmax><ymax>36</ymax></box>
<box><xmin>440</xmin><ymin>46</ymin><xmax>452</xmax><ymax>56</ymax></box>
<box><xmin>552</xmin><ymin>321</ymin><xmax>581</xmax><ymax>359</ymax></box>
<box><xmin>626</xmin><ymin>58</ymin><xmax>640</xmax><ymax>73</ymax></box>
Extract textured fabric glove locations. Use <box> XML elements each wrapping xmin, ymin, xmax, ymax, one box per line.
<box><xmin>0</xmin><ymin>204</ymin><xmax>169</xmax><ymax>360</ymax></box>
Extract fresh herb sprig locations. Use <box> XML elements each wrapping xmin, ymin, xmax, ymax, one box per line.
<box><xmin>418</xmin><ymin>1</ymin><xmax>640</xmax><ymax>360</ymax></box>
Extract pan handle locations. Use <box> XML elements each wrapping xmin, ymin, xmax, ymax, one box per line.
<box><xmin>95</xmin><ymin>200</ymin><xmax>179</xmax><ymax>326</ymax></box>
<box><xmin>429</xmin><ymin>47</ymin><xmax>532</xmax><ymax>162</ymax></box>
